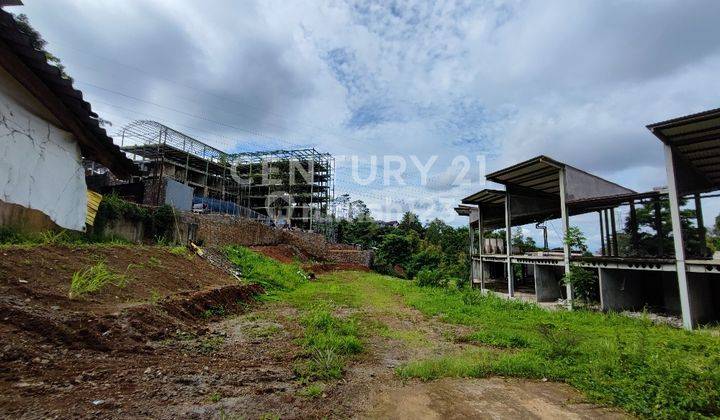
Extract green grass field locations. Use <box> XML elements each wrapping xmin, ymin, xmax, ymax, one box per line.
<box><xmin>227</xmin><ymin>246</ymin><xmax>720</xmax><ymax>418</ymax></box>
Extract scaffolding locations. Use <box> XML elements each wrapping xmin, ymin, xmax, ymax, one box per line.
<box><xmin>119</xmin><ymin>120</ymin><xmax>335</xmax><ymax>230</ymax></box>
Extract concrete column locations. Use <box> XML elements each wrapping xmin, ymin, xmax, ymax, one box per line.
<box><xmin>558</xmin><ymin>169</ymin><xmax>573</xmax><ymax>306</ymax></box>
<box><xmin>610</xmin><ymin>207</ymin><xmax>619</xmax><ymax>256</ymax></box>
<box><xmin>599</xmin><ymin>211</ymin><xmax>606</xmax><ymax>256</ymax></box>
<box><xmin>534</xmin><ymin>265</ymin><xmax>563</xmax><ymax>302</ymax></box>
<box><xmin>478</xmin><ymin>206</ymin><xmax>485</xmax><ymax>291</ymax></box>
<box><xmin>604</xmin><ymin>209</ymin><xmax>613</xmax><ymax>256</ymax></box>
<box><xmin>654</xmin><ymin>199</ymin><xmax>664</xmax><ymax>257</ymax></box>
<box><xmin>695</xmin><ymin>193</ymin><xmax>707</xmax><ymax>257</ymax></box>
<box><xmin>665</xmin><ymin>144</ymin><xmax>693</xmax><ymax>329</ymax></box>
<box><xmin>504</xmin><ymin>193</ymin><xmax>514</xmax><ymax>297</ymax></box>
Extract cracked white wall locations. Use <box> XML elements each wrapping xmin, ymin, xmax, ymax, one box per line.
<box><xmin>0</xmin><ymin>66</ymin><xmax>87</xmax><ymax>231</ymax></box>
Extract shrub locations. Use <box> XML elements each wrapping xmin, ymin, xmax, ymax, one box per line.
<box><xmin>415</xmin><ymin>268</ymin><xmax>448</xmax><ymax>288</ymax></box>
<box><xmin>562</xmin><ymin>265</ymin><xmax>599</xmax><ymax>304</ymax></box>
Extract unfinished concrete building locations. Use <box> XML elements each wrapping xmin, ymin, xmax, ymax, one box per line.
<box><xmin>458</xmin><ymin>110</ymin><xmax>720</xmax><ymax>330</ymax></box>
<box><xmin>119</xmin><ymin>120</ymin><xmax>334</xmax><ymax>229</ymax></box>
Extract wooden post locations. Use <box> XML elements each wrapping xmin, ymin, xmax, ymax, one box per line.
<box><xmin>559</xmin><ymin>169</ymin><xmax>573</xmax><ymax>307</ymax></box>
<box><xmin>665</xmin><ymin>145</ymin><xmax>692</xmax><ymax>330</ymax></box>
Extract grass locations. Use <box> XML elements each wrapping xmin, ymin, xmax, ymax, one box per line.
<box><xmin>224</xmin><ymin>248</ymin><xmax>719</xmax><ymax>417</ymax></box>
<box><xmin>362</xmin><ymin>274</ymin><xmax>720</xmax><ymax>419</ymax></box>
<box><xmin>68</xmin><ymin>261</ymin><xmax>129</xmax><ymax>298</ymax></box>
<box><xmin>293</xmin><ymin>306</ymin><xmax>364</xmax><ymax>381</ymax></box>
<box><xmin>225</xmin><ymin>245</ymin><xmax>307</xmax><ymax>291</ymax></box>
<box><xmin>298</xmin><ymin>382</ymin><xmax>325</xmax><ymax>398</ymax></box>
<box><xmin>0</xmin><ymin>225</ymin><xmax>130</xmax><ymax>247</ymax></box>
<box><xmin>271</xmin><ymin>266</ymin><xmax>719</xmax><ymax>418</ymax></box>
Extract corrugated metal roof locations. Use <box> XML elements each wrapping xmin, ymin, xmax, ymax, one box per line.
<box><xmin>0</xmin><ymin>9</ymin><xmax>135</xmax><ymax>177</ymax></box>
<box><xmin>461</xmin><ymin>189</ymin><xmax>506</xmax><ymax>205</ymax></box>
<box><xmin>647</xmin><ymin>108</ymin><xmax>720</xmax><ymax>190</ymax></box>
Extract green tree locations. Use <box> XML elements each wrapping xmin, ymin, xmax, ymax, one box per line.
<box><xmin>621</xmin><ymin>199</ymin><xmax>701</xmax><ymax>257</ymax></box>
<box><xmin>399</xmin><ymin>212</ymin><xmax>423</xmax><ymax>235</ymax></box>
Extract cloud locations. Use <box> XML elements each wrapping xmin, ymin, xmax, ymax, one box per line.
<box><xmin>18</xmin><ymin>0</ymin><xmax>720</xmax><ymax>237</ymax></box>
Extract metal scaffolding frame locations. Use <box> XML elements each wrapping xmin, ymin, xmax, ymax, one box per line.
<box><xmin>119</xmin><ymin>120</ymin><xmax>334</xmax><ymax>229</ymax></box>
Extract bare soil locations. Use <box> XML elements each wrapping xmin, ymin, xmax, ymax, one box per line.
<box><xmin>0</xmin><ymin>245</ymin><xmax>629</xmax><ymax>419</ymax></box>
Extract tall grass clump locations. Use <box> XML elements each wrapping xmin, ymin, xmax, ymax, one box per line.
<box><xmin>295</xmin><ymin>306</ymin><xmax>363</xmax><ymax>381</ymax></box>
<box><xmin>225</xmin><ymin>246</ymin><xmax>307</xmax><ymax>291</ymax></box>
<box><xmin>69</xmin><ymin>261</ymin><xmax>128</xmax><ymax>298</ymax></box>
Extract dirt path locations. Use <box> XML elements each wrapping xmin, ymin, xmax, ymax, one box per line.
<box><xmin>1</xmin><ymin>256</ymin><xmax>628</xmax><ymax>418</ymax></box>
<box><xmin>312</xmin><ymin>281</ymin><xmax>628</xmax><ymax>420</ymax></box>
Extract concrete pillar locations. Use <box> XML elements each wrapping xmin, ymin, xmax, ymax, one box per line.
<box><xmin>478</xmin><ymin>206</ymin><xmax>485</xmax><ymax>291</ymax></box>
<box><xmin>664</xmin><ymin>144</ymin><xmax>693</xmax><ymax>329</ymax></box>
<box><xmin>558</xmin><ymin>169</ymin><xmax>573</xmax><ymax>306</ymax></box>
<box><xmin>695</xmin><ymin>193</ymin><xmax>707</xmax><ymax>257</ymax></box>
<box><xmin>533</xmin><ymin>265</ymin><xmax>563</xmax><ymax>302</ymax></box>
<box><xmin>599</xmin><ymin>211</ymin><xmax>606</xmax><ymax>256</ymax></box>
<box><xmin>504</xmin><ymin>193</ymin><xmax>514</xmax><ymax>297</ymax></box>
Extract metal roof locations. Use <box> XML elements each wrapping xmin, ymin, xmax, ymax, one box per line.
<box><xmin>647</xmin><ymin>108</ymin><xmax>720</xmax><ymax>192</ymax></box>
<box><xmin>485</xmin><ymin>155</ymin><xmax>564</xmax><ymax>195</ymax></box>
<box><xmin>0</xmin><ymin>10</ymin><xmax>135</xmax><ymax>177</ymax></box>
<box><xmin>461</xmin><ymin>189</ymin><xmax>506</xmax><ymax>206</ymax></box>
<box><xmin>485</xmin><ymin>155</ymin><xmax>634</xmax><ymax>201</ymax></box>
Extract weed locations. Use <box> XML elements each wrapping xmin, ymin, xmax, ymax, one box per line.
<box><xmin>202</xmin><ymin>305</ymin><xmax>227</xmax><ymax>319</ymax></box>
<box><xmin>68</xmin><ymin>261</ymin><xmax>128</xmax><ymax>298</ymax></box>
<box><xmin>149</xmin><ymin>289</ymin><xmax>162</xmax><ymax>304</ymax></box>
<box><xmin>147</xmin><ymin>256</ymin><xmax>162</xmax><ymax>268</ymax></box>
<box><xmin>208</xmin><ymin>392</ymin><xmax>222</xmax><ymax>403</ymax></box>
<box><xmin>536</xmin><ymin>323</ymin><xmax>581</xmax><ymax>358</ymax></box>
<box><xmin>198</xmin><ymin>335</ymin><xmax>225</xmax><ymax>354</ymax></box>
<box><xmin>298</xmin><ymin>383</ymin><xmax>324</xmax><ymax>399</ymax></box>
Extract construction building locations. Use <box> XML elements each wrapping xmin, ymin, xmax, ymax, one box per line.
<box><xmin>119</xmin><ymin>120</ymin><xmax>334</xmax><ymax>230</ymax></box>
<box><xmin>457</xmin><ymin>108</ymin><xmax>720</xmax><ymax>330</ymax></box>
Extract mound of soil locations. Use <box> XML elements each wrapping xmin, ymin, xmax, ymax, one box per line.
<box><xmin>0</xmin><ymin>245</ymin><xmax>262</xmax><ymax>354</ymax></box>
<box><xmin>250</xmin><ymin>244</ymin><xmax>313</xmax><ymax>264</ymax></box>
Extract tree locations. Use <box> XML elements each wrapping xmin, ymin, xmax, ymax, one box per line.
<box><xmin>349</xmin><ymin>199</ymin><xmax>370</xmax><ymax>219</ymax></box>
<box><xmin>512</xmin><ymin>227</ymin><xmax>538</xmax><ymax>253</ymax></box>
<box><xmin>621</xmin><ymin>199</ymin><xmax>702</xmax><ymax>257</ymax></box>
<box><xmin>399</xmin><ymin>212</ymin><xmax>423</xmax><ymax>235</ymax></box>
<box><xmin>375</xmin><ymin>233</ymin><xmax>419</xmax><ymax>276</ymax></box>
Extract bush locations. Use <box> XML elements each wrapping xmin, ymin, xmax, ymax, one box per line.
<box><xmin>562</xmin><ymin>265</ymin><xmax>599</xmax><ymax>304</ymax></box>
<box><xmin>415</xmin><ymin>268</ymin><xmax>448</xmax><ymax>288</ymax></box>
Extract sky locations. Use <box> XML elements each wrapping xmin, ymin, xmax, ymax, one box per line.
<box><xmin>16</xmin><ymin>0</ymin><xmax>720</xmax><ymax>250</ymax></box>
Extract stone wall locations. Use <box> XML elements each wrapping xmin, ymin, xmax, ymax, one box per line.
<box><xmin>95</xmin><ymin>211</ymin><xmax>373</xmax><ymax>268</ymax></box>
<box><xmin>326</xmin><ymin>248</ymin><xmax>373</xmax><ymax>266</ymax></box>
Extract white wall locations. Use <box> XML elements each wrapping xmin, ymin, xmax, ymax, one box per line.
<box><xmin>0</xmin><ymin>66</ymin><xmax>87</xmax><ymax>231</ymax></box>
